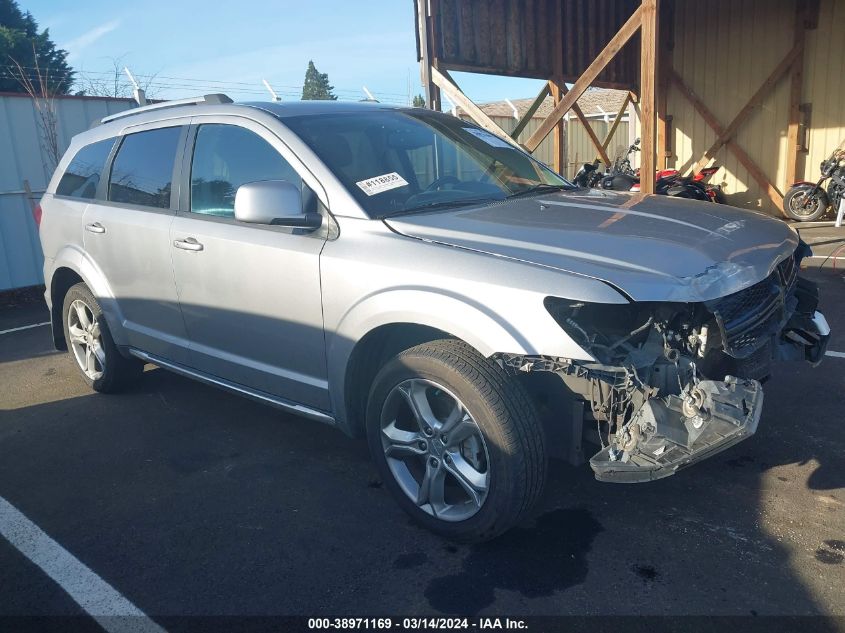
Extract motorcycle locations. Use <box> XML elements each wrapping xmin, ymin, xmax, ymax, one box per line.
<box><xmin>573</xmin><ymin>159</ymin><xmax>603</xmax><ymax>188</ymax></box>
<box><xmin>783</xmin><ymin>145</ymin><xmax>845</xmax><ymax>222</ymax></box>
<box><xmin>691</xmin><ymin>166</ymin><xmax>726</xmax><ymax>204</ymax></box>
<box><xmin>597</xmin><ymin>139</ymin><xmax>717</xmax><ymax>202</ymax></box>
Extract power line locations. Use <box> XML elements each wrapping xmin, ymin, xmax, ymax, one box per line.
<box><xmin>0</xmin><ymin>64</ymin><xmax>414</xmax><ymax>99</ymax></box>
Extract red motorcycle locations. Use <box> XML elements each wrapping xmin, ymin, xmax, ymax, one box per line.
<box><xmin>628</xmin><ymin>166</ymin><xmax>724</xmax><ymax>203</ymax></box>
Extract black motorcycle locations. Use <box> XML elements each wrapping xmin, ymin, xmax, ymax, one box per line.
<box><xmin>596</xmin><ymin>139</ymin><xmax>711</xmax><ymax>201</ymax></box>
<box><xmin>783</xmin><ymin>147</ymin><xmax>845</xmax><ymax>222</ymax></box>
<box><xmin>573</xmin><ymin>159</ymin><xmax>603</xmax><ymax>188</ymax></box>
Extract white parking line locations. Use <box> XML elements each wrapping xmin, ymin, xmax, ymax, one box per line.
<box><xmin>826</xmin><ymin>350</ymin><xmax>845</xmax><ymax>359</ymax></box>
<box><xmin>0</xmin><ymin>321</ymin><xmax>50</xmax><ymax>335</ymax></box>
<box><xmin>0</xmin><ymin>495</ymin><xmax>166</xmax><ymax>633</ymax></box>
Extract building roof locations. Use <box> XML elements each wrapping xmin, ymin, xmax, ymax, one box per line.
<box><xmin>477</xmin><ymin>87</ymin><xmax>629</xmax><ymax>119</ymax></box>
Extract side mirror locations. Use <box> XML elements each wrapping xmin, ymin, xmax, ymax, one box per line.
<box><xmin>234</xmin><ymin>180</ymin><xmax>322</xmax><ymax>230</ymax></box>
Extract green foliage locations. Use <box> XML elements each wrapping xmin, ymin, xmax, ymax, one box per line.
<box><xmin>301</xmin><ymin>60</ymin><xmax>336</xmax><ymax>101</ymax></box>
<box><xmin>0</xmin><ymin>0</ymin><xmax>74</xmax><ymax>94</ymax></box>
<box><xmin>412</xmin><ymin>94</ymin><xmax>426</xmax><ymax>108</ymax></box>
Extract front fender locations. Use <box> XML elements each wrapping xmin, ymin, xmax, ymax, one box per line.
<box><xmin>50</xmin><ymin>245</ymin><xmax>128</xmax><ymax>346</ymax></box>
<box><xmin>325</xmin><ymin>285</ymin><xmax>596</xmax><ymax>430</ymax></box>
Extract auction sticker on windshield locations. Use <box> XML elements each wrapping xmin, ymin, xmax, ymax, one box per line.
<box><xmin>356</xmin><ymin>172</ymin><xmax>409</xmax><ymax>196</ymax></box>
<box><xmin>462</xmin><ymin>127</ymin><xmax>512</xmax><ymax>149</ymax></box>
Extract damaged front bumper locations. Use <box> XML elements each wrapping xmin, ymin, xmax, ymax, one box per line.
<box><xmin>499</xmin><ymin>264</ymin><xmax>830</xmax><ymax>485</ymax></box>
<box><xmin>589</xmin><ymin>376</ymin><xmax>763</xmax><ymax>482</ymax></box>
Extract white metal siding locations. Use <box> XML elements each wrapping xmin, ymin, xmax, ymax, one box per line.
<box><xmin>0</xmin><ymin>94</ymin><xmax>135</xmax><ymax>290</ymax></box>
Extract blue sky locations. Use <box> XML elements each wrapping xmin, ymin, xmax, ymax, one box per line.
<box><xmin>26</xmin><ymin>0</ymin><xmax>547</xmax><ymax>106</ymax></box>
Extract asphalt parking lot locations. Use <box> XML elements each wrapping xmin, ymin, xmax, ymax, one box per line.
<box><xmin>1</xmin><ymin>265</ymin><xmax>844</xmax><ymax>628</ymax></box>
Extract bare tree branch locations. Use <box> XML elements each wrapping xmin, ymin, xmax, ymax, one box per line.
<box><xmin>75</xmin><ymin>56</ymin><xmax>160</xmax><ymax>101</ymax></box>
<box><xmin>8</xmin><ymin>45</ymin><xmax>61</xmax><ymax>173</ymax></box>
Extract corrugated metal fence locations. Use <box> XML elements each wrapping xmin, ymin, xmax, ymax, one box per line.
<box><xmin>0</xmin><ymin>93</ymin><xmax>135</xmax><ymax>291</ymax></box>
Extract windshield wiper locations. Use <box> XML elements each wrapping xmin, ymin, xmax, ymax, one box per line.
<box><xmin>378</xmin><ymin>196</ymin><xmax>500</xmax><ymax>219</ymax></box>
<box><xmin>506</xmin><ymin>183</ymin><xmax>571</xmax><ymax>199</ymax></box>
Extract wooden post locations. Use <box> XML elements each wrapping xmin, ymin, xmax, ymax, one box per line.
<box><xmin>417</xmin><ymin>0</ymin><xmax>441</xmax><ymax>110</ymax></box>
<box><xmin>549</xmin><ymin>82</ymin><xmax>566</xmax><ymax>175</ymax></box>
<box><xmin>640</xmin><ymin>0</ymin><xmax>659</xmax><ymax>194</ymax></box>
<box><xmin>786</xmin><ymin>1</ymin><xmax>808</xmax><ymax>188</ymax></box>
<box><xmin>656</xmin><ymin>0</ymin><xmax>673</xmax><ymax>170</ymax></box>
<box><xmin>550</xmin><ymin>0</ymin><xmax>566</xmax><ymax>175</ymax></box>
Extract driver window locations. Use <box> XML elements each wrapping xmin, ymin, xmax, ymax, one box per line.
<box><xmin>190</xmin><ymin>124</ymin><xmax>301</xmax><ymax>218</ymax></box>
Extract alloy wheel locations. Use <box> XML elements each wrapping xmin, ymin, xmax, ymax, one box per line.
<box><xmin>67</xmin><ymin>299</ymin><xmax>105</xmax><ymax>381</ymax></box>
<box><xmin>380</xmin><ymin>378</ymin><xmax>490</xmax><ymax>522</ymax></box>
<box><xmin>789</xmin><ymin>191</ymin><xmax>823</xmax><ymax>218</ymax></box>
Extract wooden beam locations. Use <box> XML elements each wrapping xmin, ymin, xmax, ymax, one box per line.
<box><xmin>416</xmin><ymin>0</ymin><xmax>440</xmax><ymax>110</ymax></box>
<box><xmin>670</xmin><ymin>70</ymin><xmax>784</xmax><ymax>210</ymax></box>
<box><xmin>656</xmin><ymin>0</ymin><xmax>672</xmax><ymax>169</ymax></box>
<box><xmin>524</xmin><ymin>5</ymin><xmax>644</xmax><ymax>152</ymax></box>
<box><xmin>550</xmin><ymin>0</ymin><xmax>566</xmax><ymax>175</ymax></box>
<box><xmin>511</xmin><ymin>83</ymin><xmax>551</xmax><ymax>140</ymax></box>
<box><xmin>786</xmin><ymin>1</ymin><xmax>808</xmax><ymax>187</ymax></box>
<box><xmin>549</xmin><ymin>82</ymin><xmax>566</xmax><ymax>174</ymax></box>
<box><xmin>428</xmin><ymin>61</ymin><xmax>633</xmax><ymax>90</ymax></box>
<box><xmin>685</xmin><ymin>42</ymin><xmax>803</xmax><ymax>174</ymax></box>
<box><xmin>564</xmin><ymin>86</ymin><xmax>612</xmax><ymax>167</ymax></box>
<box><xmin>430</xmin><ymin>66</ymin><xmax>517</xmax><ymax>144</ymax></box>
<box><xmin>601</xmin><ymin>92</ymin><xmax>631</xmax><ymax>151</ymax></box>
<box><xmin>640</xmin><ymin>0</ymin><xmax>658</xmax><ymax>194</ymax></box>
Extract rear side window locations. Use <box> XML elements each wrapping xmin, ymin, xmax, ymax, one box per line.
<box><xmin>190</xmin><ymin>124</ymin><xmax>301</xmax><ymax>218</ymax></box>
<box><xmin>108</xmin><ymin>127</ymin><xmax>182</xmax><ymax>209</ymax></box>
<box><xmin>56</xmin><ymin>138</ymin><xmax>116</xmax><ymax>199</ymax></box>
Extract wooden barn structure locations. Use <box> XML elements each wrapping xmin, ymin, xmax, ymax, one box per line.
<box><xmin>414</xmin><ymin>0</ymin><xmax>845</xmax><ymax>216</ymax></box>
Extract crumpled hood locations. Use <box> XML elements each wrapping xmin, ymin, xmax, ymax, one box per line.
<box><xmin>385</xmin><ymin>190</ymin><xmax>799</xmax><ymax>302</ymax></box>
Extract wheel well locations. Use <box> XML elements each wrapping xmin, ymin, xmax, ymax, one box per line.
<box><xmin>50</xmin><ymin>267</ymin><xmax>84</xmax><ymax>350</ymax></box>
<box><xmin>343</xmin><ymin>323</ymin><xmax>452</xmax><ymax>437</ymax></box>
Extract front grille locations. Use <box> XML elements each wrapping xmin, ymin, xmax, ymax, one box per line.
<box><xmin>708</xmin><ymin>252</ymin><xmax>798</xmax><ymax>358</ymax></box>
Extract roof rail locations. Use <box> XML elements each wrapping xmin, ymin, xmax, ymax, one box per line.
<box><xmin>100</xmin><ymin>93</ymin><xmax>233</xmax><ymax>124</ymax></box>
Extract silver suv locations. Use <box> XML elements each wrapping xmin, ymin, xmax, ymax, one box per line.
<box><xmin>39</xmin><ymin>95</ymin><xmax>829</xmax><ymax>541</ymax></box>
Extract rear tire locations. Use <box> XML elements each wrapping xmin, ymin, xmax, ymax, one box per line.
<box><xmin>61</xmin><ymin>283</ymin><xmax>143</xmax><ymax>393</ymax></box>
<box><xmin>784</xmin><ymin>186</ymin><xmax>827</xmax><ymax>221</ymax></box>
<box><xmin>366</xmin><ymin>339</ymin><xmax>546</xmax><ymax>542</ymax></box>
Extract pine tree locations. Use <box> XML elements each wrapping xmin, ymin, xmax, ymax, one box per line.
<box><xmin>301</xmin><ymin>60</ymin><xmax>337</xmax><ymax>101</ymax></box>
<box><xmin>412</xmin><ymin>94</ymin><xmax>425</xmax><ymax>108</ymax></box>
<box><xmin>0</xmin><ymin>0</ymin><xmax>74</xmax><ymax>94</ymax></box>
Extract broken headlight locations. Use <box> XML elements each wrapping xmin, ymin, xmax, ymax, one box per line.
<box><xmin>543</xmin><ymin>297</ymin><xmax>708</xmax><ymax>365</ymax></box>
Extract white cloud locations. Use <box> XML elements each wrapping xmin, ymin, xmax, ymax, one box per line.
<box><xmin>63</xmin><ymin>20</ymin><xmax>122</xmax><ymax>58</ymax></box>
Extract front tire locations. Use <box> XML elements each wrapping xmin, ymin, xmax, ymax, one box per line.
<box><xmin>366</xmin><ymin>339</ymin><xmax>546</xmax><ymax>542</ymax></box>
<box><xmin>784</xmin><ymin>185</ymin><xmax>827</xmax><ymax>221</ymax></box>
<box><xmin>62</xmin><ymin>283</ymin><xmax>143</xmax><ymax>393</ymax></box>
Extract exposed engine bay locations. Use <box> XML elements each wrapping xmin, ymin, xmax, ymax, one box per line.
<box><xmin>495</xmin><ymin>249</ymin><xmax>830</xmax><ymax>482</ymax></box>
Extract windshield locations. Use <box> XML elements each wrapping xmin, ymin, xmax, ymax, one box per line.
<box><xmin>282</xmin><ymin>108</ymin><xmax>573</xmax><ymax>218</ymax></box>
